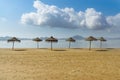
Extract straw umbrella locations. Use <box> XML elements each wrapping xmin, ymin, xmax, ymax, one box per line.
<box><xmin>85</xmin><ymin>36</ymin><xmax>97</xmax><ymax>50</ymax></box>
<box><xmin>66</xmin><ymin>37</ymin><xmax>76</xmax><ymax>48</ymax></box>
<box><xmin>98</xmin><ymin>37</ymin><xmax>107</xmax><ymax>48</ymax></box>
<box><xmin>33</xmin><ymin>37</ymin><xmax>42</xmax><ymax>48</ymax></box>
<box><xmin>45</xmin><ymin>36</ymin><xmax>58</xmax><ymax>50</ymax></box>
<box><xmin>7</xmin><ymin>37</ymin><xmax>21</xmax><ymax>50</ymax></box>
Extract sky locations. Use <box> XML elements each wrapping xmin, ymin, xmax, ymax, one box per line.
<box><xmin>0</xmin><ymin>0</ymin><xmax>120</xmax><ymax>38</ymax></box>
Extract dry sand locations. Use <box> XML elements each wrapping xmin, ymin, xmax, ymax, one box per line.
<box><xmin>0</xmin><ymin>48</ymin><xmax>120</xmax><ymax>80</ymax></box>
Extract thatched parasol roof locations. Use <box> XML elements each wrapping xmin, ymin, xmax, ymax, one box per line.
<box><xmin>7</xmin><ymin>37</ymin><xmax>21</xmax><ymax>42</ymax></box>
<box><xmin>33</xmin><ymin>37</ymin><xmax>42</xmax><ymax>42</ymax></box>
<box><xmin>85</xmin><ymin>36</ymin><xmax>97</xmax><ymax>41</ymax></box>
<box><xmin>45</xmin><ymin>36</ymin><xmax>58</xmax><ymax>42</ymax></box>
<box><xmin>98</xmin><ymin>37</ymin><xmax>107</xmax><ymax>41</ymax></box>
<box><xmin>66</xmin><ymin>37</ymin><xmax>76</xmax><ymax>42</ymax></box>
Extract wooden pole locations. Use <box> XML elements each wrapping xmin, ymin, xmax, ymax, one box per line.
<box><xmin>89</xmin><ymin>41</ymin><xmax>91</xmax><ymax>50</ymax></box>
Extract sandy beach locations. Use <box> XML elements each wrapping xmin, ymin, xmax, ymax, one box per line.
<box><xmin>0</xmin><ymin>48</ymin><xmax>120</xmax><ymax>80</ymax></box>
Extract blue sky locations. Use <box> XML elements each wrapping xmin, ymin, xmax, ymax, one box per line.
<box><xmin>0</xmin><ymin>0</ymin><xmax>120</xmax><ymax>38</ymax></box>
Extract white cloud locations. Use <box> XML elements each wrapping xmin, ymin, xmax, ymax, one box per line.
<box><xmin>107</xmin><ymin>13</ymin><xmax>120</xmax><ymax>27</ymax></box>
<box><xmin>83</xmin><ymin>8</ymin><xmax>110</xmax><ymax>30</ymax></box>
<box><xmin>0</xmin><ymin>17</ymin><xmax>7</xmax><ymax>22</ymax></box>
<box><xmin>21</xmin><ymin>0</ymin><xmax>118</xmax><ymax>30</ymax></box>
<box><xmin>106</xmin><ymin>13</ymin><xmax>120</xmax><ymax>32</ymax></box>
<box><xmin>21</xmin><ymin>0</ymin><xmax>80</xmax><ymax>28</ymax></box>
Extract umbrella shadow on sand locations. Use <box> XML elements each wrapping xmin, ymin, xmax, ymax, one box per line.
<box><xmin>96</xmin><ymin>48</ymin><xmax>115</xmax><ymax>51</ymax></box>
<box><xmin>53</xmin><ymin>49</ymin><xmax>67</xmax><ymax>51</ymax></box>
<box><xmin>96</xmin><ymin>49</ymin><xmax>108</xmax><ymax>51</ymax></box>
<box><xmin>14</xmin><ymin>49</ymin><xmax>27</xmax><ymax>51</ymax></box>
<box><xmin>71</xmin><ymin>48</ymin><xmax>83</xmax><ymax>50</ymax></box>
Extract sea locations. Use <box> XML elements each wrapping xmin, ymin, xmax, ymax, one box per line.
<box><xmin>0</xmin><ymin>39</ymin><xmax>120</xmax><ymax>48</ymax></box>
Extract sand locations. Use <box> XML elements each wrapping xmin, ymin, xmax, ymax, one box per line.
<box><xmin>0</xmin><ymin>48</ymin><xmax>120</xmax><ymax>80</ymax></box>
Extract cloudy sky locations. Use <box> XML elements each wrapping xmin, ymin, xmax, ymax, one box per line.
<box><xmin>0</xmin><ymin>0</ymin><xmax>120</xmax><ymax>38</ymax></box>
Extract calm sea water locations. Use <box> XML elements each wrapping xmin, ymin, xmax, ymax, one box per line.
<box><xmin>0</xmin><ymin>40</ymin><xmax>120</xmax><ymax>48</ymax></box>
